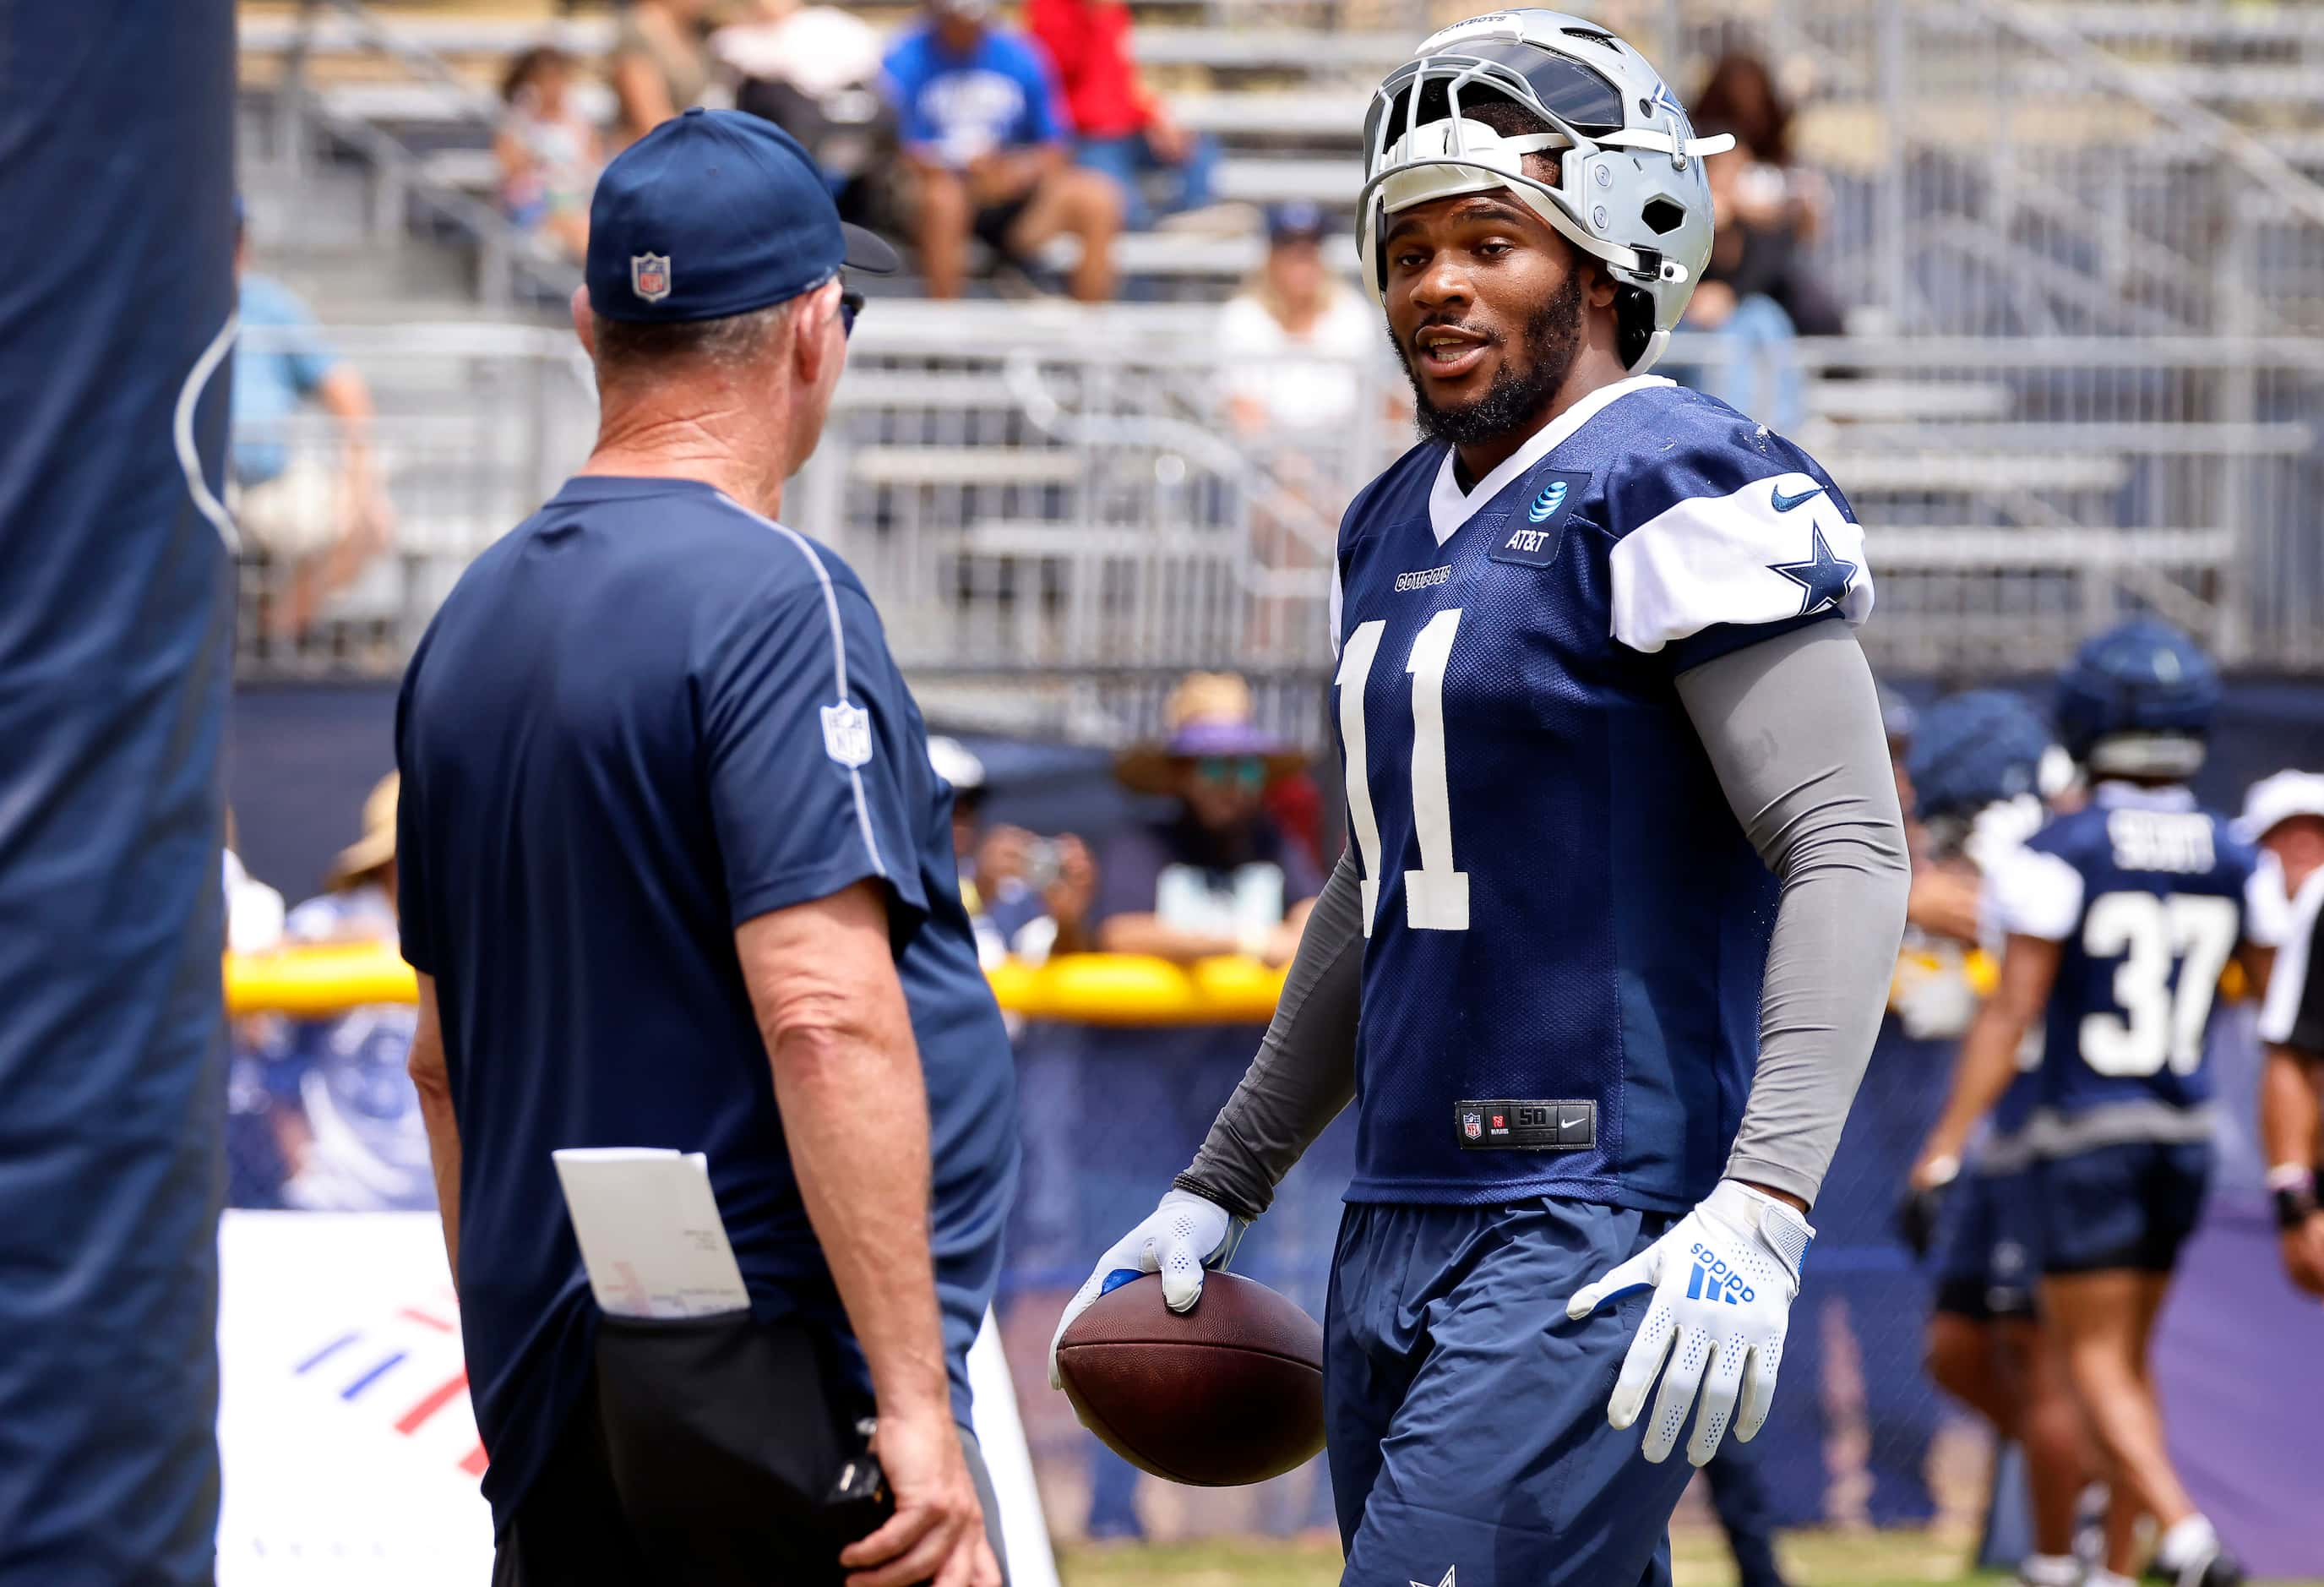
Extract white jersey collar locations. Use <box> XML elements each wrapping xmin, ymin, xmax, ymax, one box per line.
<box><xmin>1426</xmin><ymin>374</ymin><xmax>1673</xmax><ymax>546</ymax></box>
<box><xmin>2093</xmin><ymin>780</ymin><xmax>2198</xmax><ymax>812</ymax></box>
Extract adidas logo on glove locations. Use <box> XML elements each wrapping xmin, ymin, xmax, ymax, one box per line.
<box><xmin>1684</xmin><ymin>1243</ymin><xmax>1757</xmax><ymax>1306</ymax></box>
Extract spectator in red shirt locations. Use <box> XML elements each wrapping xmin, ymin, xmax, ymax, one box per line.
<box><xmin>1026</xmin><ymin>0</ymin><xmax>1217</xmax><ymax>231</ymax></box>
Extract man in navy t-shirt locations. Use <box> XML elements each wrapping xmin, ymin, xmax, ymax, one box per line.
<box><xmin>396</xmin><ymin>110</ymin><xmax>1012</xmax><ymax>1587</ymax></box>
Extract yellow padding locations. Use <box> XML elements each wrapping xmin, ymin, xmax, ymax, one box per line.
<box><xmin>226</xmin><ymin>944</ymin><xmax>1291</xmax><ymax>1025</ymax></box>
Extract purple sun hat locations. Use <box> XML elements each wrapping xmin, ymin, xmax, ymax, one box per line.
<box><xmin>1115</xmin><ymin>673</ymin><xmax>1308</xmax><ymax>794</ymax></box>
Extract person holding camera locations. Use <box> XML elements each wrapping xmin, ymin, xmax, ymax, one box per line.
<box><xmin>395</xmin><ymin>111</ymin><xmax>1014</xmax><ymax>1587</ymax></box>
<box><xmin>1069</xmin><ymin>672</ymin><xmax>1320</xmax><ymax>968</ymax></box>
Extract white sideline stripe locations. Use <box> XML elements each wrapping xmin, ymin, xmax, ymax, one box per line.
<box><xmin>966</xmin><ymin>1309</ymin><xmax>1062</xmax><ymax>1587</ymax></box>
<box><xmin>716</xmin><ymin>495</ymin><xmax>887</xmax><ymax>881</ymax></box>
<box><xmin>177</xmin><ymin>309</ymin><xmax>242</xmax><ymax>552</ymax></box>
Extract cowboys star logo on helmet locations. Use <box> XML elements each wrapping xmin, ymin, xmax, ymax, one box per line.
<box><xmin>1358</xmin><ymin>8</ymin><xmax>1733</xmax><ymax>374</ymax></box>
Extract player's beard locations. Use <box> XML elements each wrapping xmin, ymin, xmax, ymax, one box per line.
<box><xmin>1396</xmin><ymin>269</ymin><xmax>1587</xmax><ymax>450</ymax></box>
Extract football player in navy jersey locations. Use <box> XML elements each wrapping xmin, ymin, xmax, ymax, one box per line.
<box><xmin>1051</xmin><ymin>13</ymin><xmax>1910</xmax><ymax>1585</ymax></box>
<box><xmin>1912</xmin><ymin>621</ymin><xmax>2275</xmax><ymax>1587</ymax></box>
<box><xmin>1896</xmin><ymin>693</ymin><xmax>2095</xmax><ymax>1587</ymax></box>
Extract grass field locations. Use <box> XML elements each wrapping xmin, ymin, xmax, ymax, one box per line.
<box><xmin>1055</xmin><ymin>1529</ymin><xmax>2324</xmax><ymax>1587</ymax></box>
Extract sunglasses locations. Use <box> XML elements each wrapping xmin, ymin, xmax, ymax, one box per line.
<box><xmin>1195</xmin><ymin>757</ymin><xmax>1267</xmax><ymax>791</ymax></box>
<box><xmin>840</xmin><ymin>288</ymin><xmax>864</xmax><ymax>340</ymax></box>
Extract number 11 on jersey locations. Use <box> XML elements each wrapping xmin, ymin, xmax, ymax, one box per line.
<box><xmin>1337</xmin><ymin>609</ymin><xmax>1471</xmax><ymax>935</ymax></box>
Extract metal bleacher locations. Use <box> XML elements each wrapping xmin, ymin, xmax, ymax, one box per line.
<box><xmin>234</xmin><ymin>0</ymin><xmax>2324</xmax><ymax>718</ymax></box>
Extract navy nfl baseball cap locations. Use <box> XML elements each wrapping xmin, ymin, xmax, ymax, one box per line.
<box><xmin>586</xmin><ymin>107</ymin><xmax>898</xmax><ymax>324</ymax></box>
<box><xmin>1266</xmin><ymin>200</ymin><xmax>1329</xmax><ymax>243</ymax></box>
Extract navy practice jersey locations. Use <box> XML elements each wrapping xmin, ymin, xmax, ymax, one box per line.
<box><xmin>1331</xmin><ymin>376</ymin><xmax>1874</xmax><ymax>1210</ymax></box>
<box><xmin>1985</xmin><ymin>783</ymin><xmax>2272</xmax><ymax>1132</ymax></box>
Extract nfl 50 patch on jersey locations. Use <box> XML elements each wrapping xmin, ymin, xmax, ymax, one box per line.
<box><xmin>1456</xmin><ymin>1099</ymin><xmax>1596</xmax><ymax>1150</ymax></box>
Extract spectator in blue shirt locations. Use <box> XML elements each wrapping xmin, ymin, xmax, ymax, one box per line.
<box><xmin>883</xmin><ymin>0</ymin><xmax>1119</xmax><ymax>301</ymax></box>
<box><xmin>232</xmin><ymin>206</ymin><xmax>394</xmax><ymax>638</ymax></box>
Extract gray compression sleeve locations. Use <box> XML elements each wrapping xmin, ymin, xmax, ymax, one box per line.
<box><xmin>1175</xmin><ymin>851</ymin><xmax>1363</xmax><ymax>1219</ymax></box>
<box><xmin>1677</xmin><ymin>620</ymin><xmax>1911</xmax><ymax>1208</ymax></box>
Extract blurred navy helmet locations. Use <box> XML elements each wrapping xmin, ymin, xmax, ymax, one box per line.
<box><xmin>2054</xmin><ymin>618</ymin><xmax>2220</xmax><ymax>780</ymax></box>
<box><xmin>1908</xmin><ymin>690</ymin><xmax>2055</xmax><ymax>823</ymax></box>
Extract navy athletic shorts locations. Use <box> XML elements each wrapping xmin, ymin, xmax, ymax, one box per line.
<box><xmin>1325</xmin><ymin>1197</ymin><xmax>1696</xmax><ymax>1587</ymax></box>
<box><xmin>1931</xmin><ymin>1170</ymin><xmax>2039</xmax><ymax>1321</ymax></box>
<box><xmin>2027</xmin><ymin>1140</ymin><xmax>2212</xmax><ymax>1276</ymax></box>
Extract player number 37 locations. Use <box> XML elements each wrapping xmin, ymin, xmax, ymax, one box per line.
<box><xmin>1336</xmin><ymin>609</ymin><xmax>1469</xmax><ymax>935</ymax></box>
<box><xmin>2080</xmin><ymin>890</ymin><xmax>2239</xmax><ymax>1077</ymax></box>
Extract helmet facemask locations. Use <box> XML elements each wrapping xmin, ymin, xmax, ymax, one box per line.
<box><xmin>1358</xmin><ymin>25</ymin><xmax>1732</xmax><ymax>374</ymax></box>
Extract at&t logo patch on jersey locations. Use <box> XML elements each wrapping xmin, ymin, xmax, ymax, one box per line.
<box><xmin>1686</xmin><ymin>1243</ymin><xmax>1756</xmax><ymax>1305</ymax></box>
<box><xmin>1487</xmin><ymin>470</ymin><xmax>1590</xmax><ymax>569</ymax></box>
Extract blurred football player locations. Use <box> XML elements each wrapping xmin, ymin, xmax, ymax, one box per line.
<box><xmin>1912</xmin><ymin>620</ymin><xmax>2276</xmax><ymax>1587</ymax></box>
<box><xmin>1052</xmin><ymin>13</ymin><xmax>1911</xmax><ymax>1584</ymax></box>
<box><xmin>1897</xmin><ymin>692</ymin><xmax>2093</xmax><ymax>1587</ymax></box>
<box><xmin>2238</xmin><ymin>770</ymin><xmax>2324</xmax><ymax>1296</ymax></box>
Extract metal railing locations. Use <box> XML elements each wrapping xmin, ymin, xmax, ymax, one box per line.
<box><xmin>230</xmin><ymin>324</ymin><xmax>594</xmax><ymax>679</ymax></box>
<box><xmin>230</xmin><ymin>312</ymin><xmax>2324</xmax><ymax>734</ymax></box>
<box><xmin>257</xmin><ymin>0</ymin><xmax>576</xmax><ymax>307</ymax></box>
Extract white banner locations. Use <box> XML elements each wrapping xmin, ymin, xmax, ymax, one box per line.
<box><xmin>217</xmin><ymin>1211</ymin><xmax>1055</xmax><ymax>1587</ymax></box>
<box><xmin>218</xmin><ymin>1212</ymin><xmax>493</xmax><ymax>1584</ymax></box>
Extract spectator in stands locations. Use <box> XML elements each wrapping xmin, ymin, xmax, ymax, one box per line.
<box><xmin>717</xmin><ymin>0</ymin><xmax>898</xmax><ymax>226</ymax></box>
<box><xmin>1026</xmin><ymin>0</ymin><xmax>1220</xmax><ymax>232</ymax></box>
<box><xmin>234</xmin><ymin>775</ymin><xmax>435</xmax><ymax>1213</ymax></box>
<box><xmin>1217</xmin><ymin>202</ymin><xmax>1380</xmax><ymax>441</ymax></box>
<box><xmin>1689</xmin><ymin>52</ymin><xmax>1843</xmax><ymax>337</ymax></box>
<box><xmin>1678</xmin><ymin>143</ymin><xmax>1809</xmax><ymax>431</ymax></box>
<box><xmin>609</xmin><ymin>0</ymin><xmax>716</xmax><ymax>145</ymax></box>
<box><xmin>498</xmin><ymin>46</ymin><xmax>601</xmax><ymax>262</ymax></box>
<box><xmin>930</xmin><ymin>735</ymin><xmax>1097</xmax><ymax>966</ymax></box>
<box><xmin>1065</xmin><ymin>672</ymin><xmax>1320</xmax><ymax>963</ymax></box>
<box><xmin>1673</xmin><ymin>54</ymin><xmax>1847</xmax><ymax>432</ymax></box>
<box><xmin>232</xmin><ymin>204</ymin><xmax>394</xmax><ymax>640</ymax></box>
<box><xmin>884</xmin><ymin>0</ymin><xmax>1121</xmax><ymax>303</ymax></box>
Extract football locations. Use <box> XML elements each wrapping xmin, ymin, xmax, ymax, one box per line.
<box><xmin>1053</xmin><ymin>1270</ymin><xmax>1325</xmax><ymax>1486</ymax></box>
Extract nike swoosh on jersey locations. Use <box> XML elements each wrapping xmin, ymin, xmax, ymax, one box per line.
<box><xmin>1770</xmin><ymin>483</ymin><xmax>1826</xmax><ymax>512</ymax></box>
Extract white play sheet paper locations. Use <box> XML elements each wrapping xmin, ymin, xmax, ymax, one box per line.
<box><xmin>551</xmin><ymin>1147</ymin><xmax>751</xmax><ymax>1319</ymax></box>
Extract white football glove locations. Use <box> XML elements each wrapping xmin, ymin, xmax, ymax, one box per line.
<box><xmin>1047</xmin><ymin>1189</ymin><xmax>1248</xmax><ymax>1390</ymax></box>
<box><xmin>1562</xmin><ymin>1179</ymin><xmax>1814</xmax><ymax>1467</ymax></box>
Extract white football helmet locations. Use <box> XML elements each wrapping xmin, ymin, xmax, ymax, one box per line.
<box><xmin>1358</xmin><ymin>10</ymin><xmax>1732</xmax><ymax>374</ymax></box>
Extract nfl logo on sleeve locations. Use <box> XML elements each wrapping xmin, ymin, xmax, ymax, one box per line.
<box><xmin>1462</xmin><ymin>1110</ymin><xmax>1483</xmax><ymax>1141</ymax></box>
<box><xmin>630</xmin><ymin>253</ymin><xmax>672</xmax><ymax>303</ymax></box>
<box><xmin>820</xmin><ymin>702</ymin><xmax>873</xmax><ymax>768</ymax></box>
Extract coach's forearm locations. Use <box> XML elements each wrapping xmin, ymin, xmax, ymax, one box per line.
<box><xmin>745</xmin><ymin>891</ymin><xmax>951</xmax><ymax>1423</ymax></box>
<box><xmin>1176</xmin><ymin>852</ymin><xmax>1363</xmax><ymax>1219</ymax></box>
<box><xmin>1679</xmin><ymin>622</ymin><xmax>1911</xmax><ymax>1208</ymax></box>
<box><xmin>2262</xmin><ymin>1044</ymin><xmax>2323</xmax><ymax>1175</ymax></box>
<box><xmin>773</xmin><ymin>1015</ymin><xmax>950</xmax><ymax>1420</ymax></box>
<box><xmin>407</xmin><ymin>975</ymin><xmax>461</xmax><ymax>1288</ymax></box>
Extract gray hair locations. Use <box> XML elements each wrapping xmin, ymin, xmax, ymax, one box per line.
<box><xmin>591</xmin><ymin>297</ymin><xmax>797</xmax><ymax>383</ymax></box>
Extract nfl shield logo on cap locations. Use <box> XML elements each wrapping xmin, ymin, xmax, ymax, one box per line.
<box><xmin>630</xmin><ymin>253</ymin><xmax>672</xmax><ymax>303</ymax></box>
